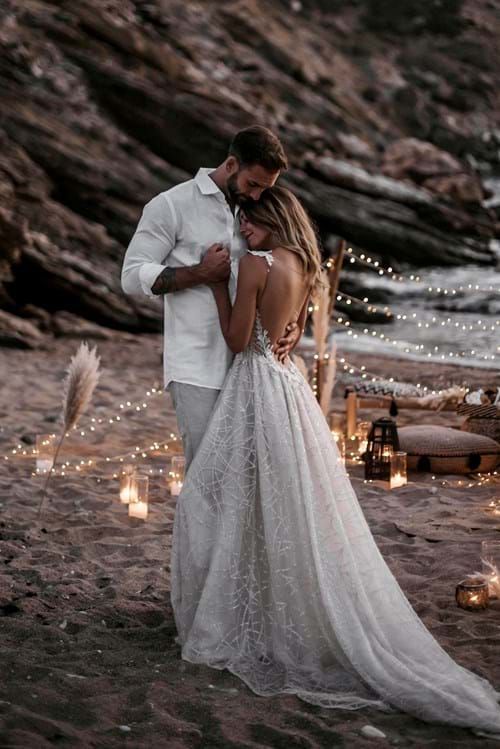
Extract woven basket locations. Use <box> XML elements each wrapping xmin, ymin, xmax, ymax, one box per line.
<box><xmin>398</xmin><ymin>425</ymin><xmax>500</xmax><ymax>475</ymax></box>
<box><xmin>457</xmin><ymin>403</ymin><xmax>500</xmax><ymax>444</ymax></box>
<box><xmin>461</xmin><ymin>417</ymin><xmax>500</xmax><ymax>444</ymax></box>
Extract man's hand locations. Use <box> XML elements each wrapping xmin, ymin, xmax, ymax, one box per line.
<box><xmin>201</xmin><ymin>243</ymin><xmax>231</xmax><ymax>285</ymax></box>
<box><xmin>151</xmin><ymin>244</ymin><xmax>231</xmax><ymax>296</ymax></box>
<box><xmin>273</xmin><ymin>321</ymin><xmax>301</xmax><ymax>363</ymax></box>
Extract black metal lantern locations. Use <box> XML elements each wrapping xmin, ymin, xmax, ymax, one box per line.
<box><xmin>364</xmin><ymin>417</ymin><xmax>400</xmax><ymax>481</ymax></box>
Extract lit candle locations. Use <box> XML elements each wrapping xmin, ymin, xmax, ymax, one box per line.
<box><xmin>169</xmin><ymin>456</ymin><xmax>185</xmax><ymax>496</ymax></box>
<box><xmin>129</xmin><ymin>500</ymin><xmax>148</xmax><ymax>520</ymax></box>
<box><xmin>455</xmin><ymin>578</ymin><xmax>489</xmax><ymax>611</ymax></box>
<box><xmin>481</xmin><ymin>541</ymin><xmax>500</xmax><ymax>599</ymax></box>
<box><xmin>35</xmin><ymin>434</ymin><xmax>56</xmax><ymax>472</ymax></box>
<box><xmin>331</xmin><ymin>430</ymin><xmax>346</xmax><ymax>465</ymax></box>
<box><xmin>356</xmin><ymin>421</ymin><xmax>370</xmax><ymax>456</ymax></box>
<box><xmin>390</xmin><ymin>452</ymin><xmax>407</xmax><ymax>489</ymax></box>
<box><xmin>169</xmin><ymin>479</ymin><xmax>183</xmax><ymax>497</ymax></box>
<box><xmin>486</xmin><ymin>500</ymin><xmax>500</xmax><ymax>516</ymax></box>
<box><xmin>120</xmin><ymin>473</ymin><xmax>137</xmax><ymax>504</ymax></box>
<box><xmin>343</xmin><ymin>434</ymin><xmax>360</xmax><ymax>462</ymax></box>
<box><xmin>391</xmin><ymin>472</ymin><xmax>404</xmax><ymax>488</ymax></box>
<box><xmin>128</xmin><ymin>474</ymin><xmax>149</xmax><ymax>520</ymax></box>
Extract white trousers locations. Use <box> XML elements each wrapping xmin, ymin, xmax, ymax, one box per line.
<box><xmin>168</xmin><ymin>381</ymin><xmax>221</xmax><ymax>471</ymax></box>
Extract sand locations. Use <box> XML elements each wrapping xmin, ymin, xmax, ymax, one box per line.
<box><xmin>1</xmin><ymin>332</ymin><xmax>499</xmax><ymax>748</ymax></box>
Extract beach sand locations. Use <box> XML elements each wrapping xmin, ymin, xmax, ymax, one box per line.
<box><xmin>1</xmin><ymin>332</ymin><xmax>499</xmax><ymax>748</ymax></box>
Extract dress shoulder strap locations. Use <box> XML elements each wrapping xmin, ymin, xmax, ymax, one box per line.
<box><xmin>247</xmin><ymin>250</ymin><xmax>274</xmax><ymax>311</ymax></box>
<box><xmin>247</xmin><ymin>250</ymin><xmax>274</xmax><ymax>272</ymax></box>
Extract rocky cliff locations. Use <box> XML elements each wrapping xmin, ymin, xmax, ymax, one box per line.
<box><xmin>1</xmin><ymin>0</ymin><xmax>499</xmax><ymax>345</ymax></box>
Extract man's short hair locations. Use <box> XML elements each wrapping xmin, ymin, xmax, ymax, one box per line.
<box><xmin>229</xmin><ymin>125</ymin><xmax>288</xmax><ymax>172</ymax></box>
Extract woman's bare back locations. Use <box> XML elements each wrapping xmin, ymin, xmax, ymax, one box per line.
<box><xmin>255</xmin><ymin>248</ymin><xmax>311</xmax><ymax>346</ymax></box>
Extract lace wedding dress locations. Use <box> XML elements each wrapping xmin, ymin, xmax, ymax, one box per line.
<box><xmin>170</xmin><ymin>253</ymin><xmax>500</xmax><ymax>734</ymax></box>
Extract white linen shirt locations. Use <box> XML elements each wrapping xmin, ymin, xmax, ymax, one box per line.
<box><xmin>121</xmin><ymin>168</ymin><xmax>248</xmax><ymax>390</ymax></box>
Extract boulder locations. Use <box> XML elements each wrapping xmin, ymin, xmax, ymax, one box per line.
<box><xmin>51</xmin><ymin>311</ymin><xmax>115</xmax><ymax>339</ymax></box>
<box><xmin>0</xmin><ymin>308</ymin><xmax>45</xmax><ymax>348</ymax></box>
<box><xmin>382</xmin><ymin>138</ymin><xmax>485</xmax><ymax>204</ymax></box>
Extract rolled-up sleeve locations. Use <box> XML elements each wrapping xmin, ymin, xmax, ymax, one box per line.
<box><xmin>121</xmin><ymin>192</ymin><xmax>177</xmax><ymax>297</ymax></box>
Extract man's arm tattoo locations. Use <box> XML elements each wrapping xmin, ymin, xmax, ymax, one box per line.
<box><xmin>151</xmin><ymin>267</ymin><xmax>178</xmax><ymax>295</ymax></box>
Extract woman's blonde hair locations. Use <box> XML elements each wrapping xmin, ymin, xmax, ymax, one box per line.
<box><xmin>240</xmin><ymin>185</ymin><xmax>324</xmax><ymax>293</ymax></box>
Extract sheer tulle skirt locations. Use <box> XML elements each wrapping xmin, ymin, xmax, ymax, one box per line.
<box><xmin>170</xmin><ymin>317</ymin><xmax>500</xmax><ymax>732</ymax></box>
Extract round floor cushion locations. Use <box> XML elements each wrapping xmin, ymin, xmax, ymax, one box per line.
<box><xmin>398</xmin><ymin>425</ymin><xmax>500</xmax><ymax>474</ymax></box>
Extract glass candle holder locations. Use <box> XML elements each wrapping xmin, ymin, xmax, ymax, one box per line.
<box><xmin>128</xmin><ymin>474</ymin><xmax>149</xmax><ymax>519</ymax></box>
<box><xmin>357</xmin><ymin>421</ymin><xmax>371</xmax><ymax>456</ymax></box>
<box><xmin>329</xmin><ymin>412</ymin><xmax>346</xmax><ymax>464</ymax></box>
<box><xmin>331</xmin><ymin>430</ymin><xmax>346</xmax><ymax>465</ymax></box>
<box><xmin>35</xmin><ymin>433</ymin><xmax>56</xmax><ymax>472</ymax></box>
<box><xmin>346</xmin><ymin>434</ymin><xmax>361</xmax><ymax>462</ymax></box>
<box><xmin>390</xmin><ymin>451</ymin><xmax>407</xmax><ymax>489</ymax></box>
<box><xmin>169</xmin><ymin>456</ymin><xmax>185</xmax><ymax>496</ymax></box>
<box><xmin>119</xmin><ymin>471</ymin><xmax>137</xmax><ymax>504</ymax></box>
<box><xmin>481</xmin><ymin>541</ymin><xmax>500</xmax><ymax>599</ymax></box>
<box><xmin>486</xmin><ymin>499</ymin><xmax>500</xmax><ymax>516</ymax></box>
<box><xmin>329</xmin><ymin>412</ymin><xmax>344</xmax><ymax>433</ymax></box>
<box><xmin>455</xmin><ymin>578</ymin><xmax>489</xmax><ymax>611</ymax></box>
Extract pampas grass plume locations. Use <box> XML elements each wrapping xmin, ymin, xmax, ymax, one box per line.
<box><xmin>319</xmin><ymin>341</ymin><xmax>337</xmax><ymax>415</ymax></box>
<box><xmin>292</xmin><ymin>353</ymin><xmax>309</xmax><ymax>381</ymax></box>
<box><xmin>61</xmin><ymin>342</ymin><xmax>101</xmax><ymax>434</ymax></box>
<box><xmin>311</xmin><ymin>270</ymin><xmax>330</xmax><ymax>361</ymax></box>
<box><xmin>37</xmin><ymin>342</ymin><xmax>100</xmax><ymax>518</ymax></box>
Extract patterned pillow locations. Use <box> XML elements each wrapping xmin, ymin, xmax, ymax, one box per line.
<box><xmin>398</xmin><ymin>425</ymin><xmax>500</xmax><ymax>474</ymax></box>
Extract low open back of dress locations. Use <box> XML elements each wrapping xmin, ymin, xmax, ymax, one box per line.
<box><xmin>248</xmin><ymin>249</ymin><xmax>310</xmax><ymax>348</ymax></box>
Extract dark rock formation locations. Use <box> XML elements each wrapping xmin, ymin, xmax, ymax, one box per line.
<box><xmin>381</xmin><ymin>139</ymin><xmax>485</xmax><ymax>204</ymax></box>
<box><xmin>0</xmin><ymin>0</ymin><xmax>499</xmax><ymax>344</ymax></box>
<box><xmin>363</xmin><ymin>0</ymin><xmax>466</xmax><ymax>35</ymax></box>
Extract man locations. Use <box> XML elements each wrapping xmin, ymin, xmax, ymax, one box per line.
<box><xmin>121</xmin><ymin>125</ymin><xmax>300</xmax><ymax>469</ymax></box>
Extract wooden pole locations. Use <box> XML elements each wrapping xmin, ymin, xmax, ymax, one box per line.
<box><xmin>346</xmin><ymin>391</ymin><xmax>358</xmax><ymax>439</ymax></box>
<box><xmin>315</xmin><ymin>357</ymin><xmax>326</xmax><ymax>404</ymax></box>
<box><xmin>328</xmin><ymin>238</ymin><xmax>346</xmax><ymax>318</ymax></box>
<box><xmin>322</xmin><ymin>238</ymin><xmax>346</xmax><ymax>412</ymax></box>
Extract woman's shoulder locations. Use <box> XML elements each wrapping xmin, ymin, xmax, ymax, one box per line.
<box><xmin>237</xmin><ymin>252</ymin><xmax>270</xmax><ymax>287</ymax></box>
<box><xmin>242</xmin><ymin>250</ymin><xmax>273</xmax><ymax>266</ymax></box>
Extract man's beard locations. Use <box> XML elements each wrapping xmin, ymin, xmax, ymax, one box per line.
<box><xmin>226</xmin><ymin>173</ymin><xmax>243</xmax><ymax>204</ymax></box>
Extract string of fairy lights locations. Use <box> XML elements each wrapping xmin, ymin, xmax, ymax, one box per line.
<box><xmin>0</xmin><ymin>336</ymin><xmax>456</xmax><ymax>478</ymax></box>
<box><xmin>0</xmin><ymin>355</ymin><xmax>447</xmax><ymax>476</ymax></box>
<box><xmin>6</xmin><ymin>424</ymin><xmax>497</xmax><ymax>492</ymax></box>
<box><xmin>332</xmin><ymin>314</ymin><xmax>497</xmax><ymax>362</ymax></box>
<box><xmin>334</xmin><ymin>290</ymin><xmax>499</xmax><ymax>335</ymax></box>
<box><xmin>342</xmin><ymin>248</ymin><xmax>500</xmax><ymax>295</ymax></box>
<box><xmin>307</xmin><ymin>298</ymin><xmax>497</xmax><ymax>368</ymax></box>
<box><xmin>3</xmin><ymin>434</ymin><xmax>180</xmax><ymax>476</ymax></box>
<box><xmin>1</xmin><ymin>243</ymin><xmax>498</xmax><ymax>493</ymax></box>
<box><xmin>314</xmin><ymin>249</ymin><xmax>500</xmax><ymax>366</ymax></box>
<box><xmin>67</xmin><ymin>386</ymin><xmax>164</xmax><ymax>437</ymax></box>
<box><xmin>335</xmin><ymin>356</ymin><xmax>445</xmax><ymax>393</ymax></box>
<box><xmin>359</xmin><ymin>472</ymin><xmax>500</xmax><ymax>490</ymax></box>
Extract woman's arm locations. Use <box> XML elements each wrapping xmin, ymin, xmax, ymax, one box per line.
<box><xmin>211</xmin><ymin>254</ymin><xmax>263</xmax><ymax>354</ymax></box>
<box><xmin>294</xmin><ymin>291</ymin><xmax>311</xmax><ymax>347</ymax></box>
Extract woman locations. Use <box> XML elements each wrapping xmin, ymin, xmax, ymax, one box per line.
<box><xmin>170</xmin><ymin>186</ymin><xmax>500</xmax><ymax>736</ymax></box>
